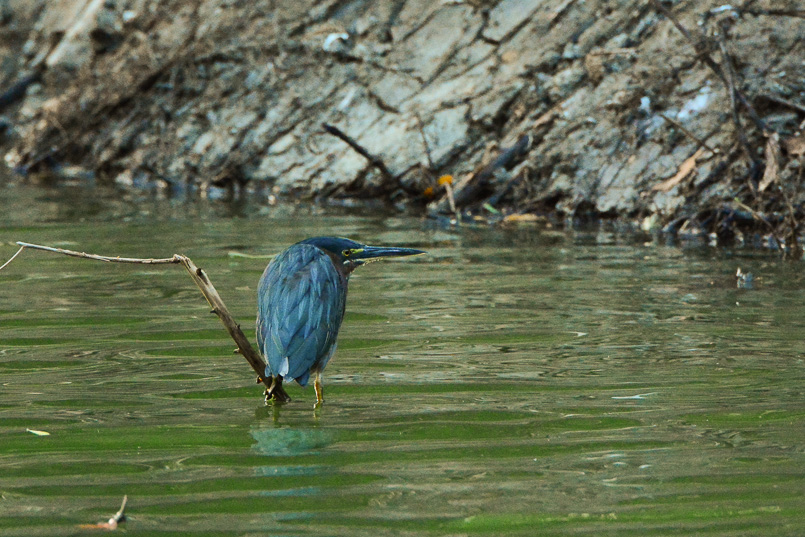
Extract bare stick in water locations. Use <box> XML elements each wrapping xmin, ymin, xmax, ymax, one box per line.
<box><xmin>78</xmin><ymin>494</ymin><xmax>128</xmax><ymax>530</ymax></box>
<box><xmin>0</xmin><ymin>245</ymin><xmax>25</xmax><ymax>272</ymax></box>
<box><xmin>2</xmin><ymin>242</ymin><xmax>269</xmax><ymax>388</ymax></box>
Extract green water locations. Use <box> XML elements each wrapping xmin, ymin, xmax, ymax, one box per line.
<box><xmin>1</xmin><ymin>184</ymin><xmax>804</xmax><ymax>536</ymax></box>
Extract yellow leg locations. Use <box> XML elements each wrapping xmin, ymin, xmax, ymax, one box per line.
<box><xmin>314</xmin><ymin>372</ymin><xmax>324</xmax><ymax>407</ymax></box>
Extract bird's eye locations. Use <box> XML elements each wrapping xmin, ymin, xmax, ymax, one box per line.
<box><xmin>342</xmin><ymin>249</ymin><xmax>351</xmax><ymax>258</ymax></box>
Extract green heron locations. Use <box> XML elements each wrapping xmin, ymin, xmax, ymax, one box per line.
<box><xmin>257</xmin><ymin>237</ymin><xmax>425</xmax><ymax>405</ymax></box>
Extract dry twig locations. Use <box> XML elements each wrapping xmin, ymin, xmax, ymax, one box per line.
<box><xmin>321</xmin><ymin>122</ymin><xmax>395</xmax><ymax>181</ymax></box>
<box><xmin>78</xmin><ymin>495</ymin><xmax>128</xmax><ymax>530</ymax></box>
<box><xmin>759</xmin><ymin>93</ymin><xmax>805</xmax><ymax>115</ymax></box>
<box><xmin>448</xmin><ymin>135</ymin><xmax>532</xmax><ymax>210</ymax></box>
<box><xmin>438</xmin><ymin>175</ymin><xmax>459</xmax><ymax>222</ymax></box>
<box><xmin>715</xmin><ymin>28</ymin><xmax>757</xmax><ymax>165</ymax></box>
<box><xmin>744</xmin><ymin>8</ymin><xmax>805</xmax><ymax>18</ymax></box>
<box><xmin>2</xmin><ymin>242</ymin><xmax>269</xmax><ymax>388</ymax></box>
<box><xmin>730</xmin><ymin>198</ymin><xmax>786</xmax><ymax>251</ymax></box>
<box><xmin>658</xmin><ymin>113</ymin><xmax>718</xmax><ymax>154</ymax></box>
<box><xmin>651</xmin><ymin>0</ymin><xmax>766</xmax><ymax>133</ymax></box>
<box><xmin>548</xmin><ymin>0</ymin><xmax>579</xmax><ymax>23</ymax></box>
<box><xmin>0</xmin><ymin>245</ymin><xmax>25</xmax><ymax>272</ymax></box>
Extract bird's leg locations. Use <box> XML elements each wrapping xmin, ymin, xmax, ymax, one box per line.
<box><xmin>313</xmin><ymin>372</ymin><xmax>324</xmax><ymax>407</ymax></box>
<box><xmin>265</xmin><ymin>376</ymin><xmax>292</xmax><ymax>403</ymax></box>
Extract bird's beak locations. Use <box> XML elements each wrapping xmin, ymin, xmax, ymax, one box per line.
<box><xmin>351</xmin><ymin>245</ymin><xmax>426</xmax><ymax>264</ymax></box>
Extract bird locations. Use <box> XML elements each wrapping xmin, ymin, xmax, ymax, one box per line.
<box><xmin>256</xmin><ymin>237</ymin><xmax>425</xmax><ymax>406</ymax></box>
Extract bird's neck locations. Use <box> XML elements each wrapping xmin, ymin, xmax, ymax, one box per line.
<box><xmin>323</xmin><ymin>251</ymin><xmax>357</xmax><ymax>279</ymax></box>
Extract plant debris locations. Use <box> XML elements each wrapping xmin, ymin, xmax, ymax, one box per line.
<box><xmin>0</xmin><ymin>1</ymin><xmax>802</xmax><ymax>251</ymax></box>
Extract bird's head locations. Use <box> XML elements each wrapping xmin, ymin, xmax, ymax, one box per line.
<box><xmin>301</xmin><ymin>236</ymin><xmax>425</xmax><ymax>274</ymax></box>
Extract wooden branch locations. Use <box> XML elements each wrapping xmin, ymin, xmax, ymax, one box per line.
<box><xmin>651</xmin><ymin>0</ymin><xmax>767</xmax><ymax>133</ymax></box>
<box><xmin>716</xmin><ymin>32</ymin><xmax>757</xmax><ymax>164</ymax></box>
<box><xmin>44</xmin><ymin>0</ymin><xmax>106</xmax><ymax>68</ymax></box>
<box><xmin>658</xmin><ymin>113</ymin><xmax>718</xmax><ymax>154</ymax></box>
<box><xmin>449</xmin><ymin>134</ymin><xmax>533</xmax><ymax>210</ymax></box>
<box><xmin>78</xmin><ymin>494</ymin><xmax>128</xmax><ymax>530</ymax></box>
<box><xmin>0</xmin><ymin>245</ymin><xmax>25</xmax><ymax>272</ymax></box>
<box><xmin>759</xmin><ymin>93</ymin><xmax>805</xmax><ymax>114</ymax></box>
<box><xmin>3</xmin><ymin>242</ymin><xmax>269</xmax><ymax>389</ymax></box>
<box><xmin>321</xmin><ymin>122</ymin><xmax>396</xmax><ymax>180</ymax></box>
<box><xmin>174</xmin><ymin>254</ymin><xmax>267</xmax><ymax>385</ymax></box>
<box><xmin>15</xmin><ymin>242</ymin><xmax>179</xmax><ymax>264</ymax></box>
<box><xmin>0</xmin><ymin>72</ymin><xmax>41</xmax><ymax>113</ymax></box>
<box><xmin>549</xmin><ymin>0</ymin><xmax>579</xmax><ymax>23</ymax></box>
<box><xmin>744</xmin><ymin>8</ymin><xmax>805</xmax><ymax>18</ymax></box>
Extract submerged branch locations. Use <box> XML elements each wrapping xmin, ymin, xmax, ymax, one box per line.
<box><xmin>3</xmin><ymin>242</ymin><xmax>268</xmax><ymax>388</ymax></box>
<box><xmin>78</xmin><ymin>494</ymin><xmax>128</xmax><ymax>530</ymax></box>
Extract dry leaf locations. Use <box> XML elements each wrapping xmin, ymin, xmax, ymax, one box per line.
<box><xmin>759</xmin><ymin>132</ymin><xmax>782</xmax><ymax>193</ymax></box>
<box><xmin>652</xmin><ymin>147</ymin><xmax>706</xmax><ymax>192</ymax></box>
<box><xmin>503</xmin><ymin>213</ymin><xmax>544</xmax><ymax>224</ymax></box>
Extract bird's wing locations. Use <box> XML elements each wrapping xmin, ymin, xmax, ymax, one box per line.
<box><xmin>256</xmin><ymin>244</ymin><xmax>346</xmax><ymax>385</ymax></box>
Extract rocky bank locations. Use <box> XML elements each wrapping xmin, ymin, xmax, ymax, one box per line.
<box><xmin>0</xmin><ymin>0</ymin><xmax>803</xmax><ymax>247</ymax></box>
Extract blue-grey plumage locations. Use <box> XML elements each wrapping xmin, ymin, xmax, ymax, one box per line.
<box><xmin>257</xmin><ymin>243</ymin><xmax>346</xmax><ymax>386</ymax></box>
<box><xmin>256</xmin><ymin>237</ymin><xmax>425</xmax><ymax>405</ymax></box>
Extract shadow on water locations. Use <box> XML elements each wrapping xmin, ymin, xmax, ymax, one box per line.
<box><xmin>0</xmin><ymin>183</ymin><xmax>804</xmax><ymax>536</ymax></box>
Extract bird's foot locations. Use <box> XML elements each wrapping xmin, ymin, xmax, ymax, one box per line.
<box><xmin>265</xmin><ymin>387</ymin><xmax>292</xmax><ymax>404</ymax></box>
<box><xmin>265</xmin><ymin>377</ymin><xmax>292</xmax><ymax>404</ymax></box>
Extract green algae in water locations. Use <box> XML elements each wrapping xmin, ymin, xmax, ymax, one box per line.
<box><xmin>1</xmin><ymin>187</ymin><xmax>804</xmax><ymax>536</ymax></box>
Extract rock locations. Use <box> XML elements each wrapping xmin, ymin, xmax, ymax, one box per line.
<box><xmin>0</xmin><ymin>0</ymin><xmax>801</xmax><ymax>244</ymax></box>
<box><xmin>483</xmin><ymin>0</ymin><xmax>543</xmax><ymax>42</ymax></box>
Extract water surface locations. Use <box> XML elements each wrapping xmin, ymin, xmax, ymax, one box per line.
<box><xmin>1</xmin><ymin>183</ymin><xmax>803</xmax><ymax>536</ymax></box>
